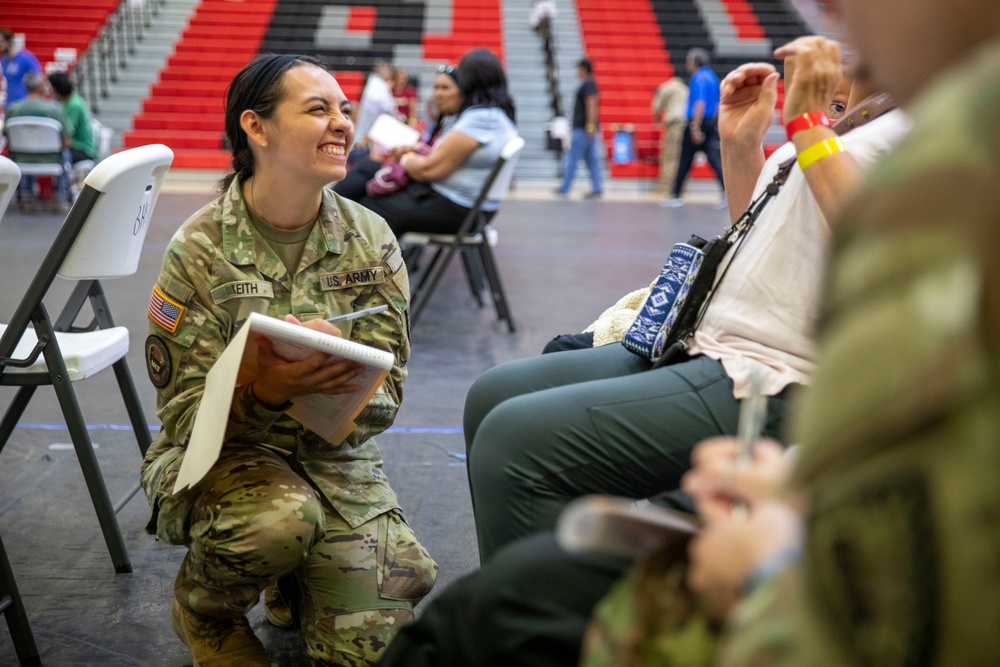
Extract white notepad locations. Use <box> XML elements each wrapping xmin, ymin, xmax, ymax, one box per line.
<box><xmin>366</xmin><ymin>113</ymin><xmax>421</xmax><ymax>150</ymax></box>
<box><xmin>172</xmin><ymin>312</ymin><xmax>394</xmax><ymax>493</ymax></box>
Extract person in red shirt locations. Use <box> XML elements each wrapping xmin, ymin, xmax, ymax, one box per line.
<box><xmin>393</xmin><ymin>66</ymin><xmax>418</xmax><ymax>126</ymax></box>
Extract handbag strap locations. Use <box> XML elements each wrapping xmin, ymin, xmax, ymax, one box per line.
<box><xmin>725</xmin><ymin>157</ymin><xmax>796</xmax><ymax>244</ymax></box>
<box><xmin>654</xmin><ymin>96</ymin><xmax>899</xmax><ymax>367</ymax></box>
<box><xmin>832</xmin><ymin>91</ymin><xmax>895</xmax><ymax>135</ymax></box>
<box><xmin>707</xmin><ymin>93</ymin><xmax>898</xmax><ymax>313</ymax></box>
<box><xmin>684</xmin><ymin>157</ymin><xmax>795</xmax><ymax>335</ymax></box>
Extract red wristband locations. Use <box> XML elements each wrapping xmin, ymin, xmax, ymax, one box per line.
<box><xmin>785</xmin><ymin>112</ymin><xmax>831</xmax><ymax>142</ymax></box>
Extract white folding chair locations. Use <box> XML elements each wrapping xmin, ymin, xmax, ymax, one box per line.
<box><xmin>0</xmin><ymin>144</ymin><xmax>174</xmax><ymax>574</ymax></box>
<box><xmin>4</xmin><ymin>116</ymin><xmax>67</xmax><ymax>180</ymax></box>
<box><xmin>0</xmin><ymin>157</ymin><xmax>42</xmax><ymax>667</ymax></box>
<box><xmin>0</xmin><ymin>156</ymin><xmax>19</xmax><ymax>217</ymax></box>
<box><xmin>402</xmin><ymin>135</ymin><xmax>525</xmax><ymax>331</ymax></box>
<box><xmin>4</xmin><ymin>116</ymin><xmax>69</xmax><ymax>208</ymax></box>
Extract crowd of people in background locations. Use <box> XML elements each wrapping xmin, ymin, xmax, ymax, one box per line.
<box><xmin>1</xmin><ymin>29</ymin><xmax>98</xmax><ymax>212</ymax></box>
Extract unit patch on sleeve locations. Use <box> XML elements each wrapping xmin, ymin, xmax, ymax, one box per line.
<box><xmin>320</xmin><ymin>267</ymin><xmax>385</xmax><ymax>290</ymax></box>
<box><xmin>145</xmin><ymin>335</ymin><xmax>172</xmax><ymax>388</ymax></box>
<box><xmin>148</xmin><ymin>285</ymin><xmax>185</xmax><ymax>333</ymax></box>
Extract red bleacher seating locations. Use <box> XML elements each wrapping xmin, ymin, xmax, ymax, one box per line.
<box><xmin>575</xmin><ymin>0</ymin><xmax>687</xmax><ymax>179</ymax></box>
<box><xmin>578</xmin><ymin>0</ymin><xmax>799</xmax><ymax>181</ymax></box>
<box><xmin>719</xmin><ymin>0</ymin><xmax>765</xmax><ymax>39</ymax></box>
<box><xmin>0</xmin><ymin>0</ymin><xmax>120</xmax><ymax>73</ymax></box>
<box><xmin>422</xmin><ymin>0</ymin><xmax>504</xmax><ymax>64</ymax></box>
<box><xmin>123</xmin><ymin>0</ymin><xmax>281</xmax><ymax>168</ymax></box>
<box><xmin>125</xmin><ymin>0</ymin><xmax>503</xmax><ymax>169</ymax></box>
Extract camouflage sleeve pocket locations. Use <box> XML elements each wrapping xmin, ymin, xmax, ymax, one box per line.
<box><xmin>377</xmin><ymin>247</ymin><xmax>410</xmax><ymax>315</ymax></box>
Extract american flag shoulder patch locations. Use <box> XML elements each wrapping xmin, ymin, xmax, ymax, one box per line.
<box><xmin>148</xmin><ymin>285</ymin><xmax>185</xmax><ymax>333</ymax></box>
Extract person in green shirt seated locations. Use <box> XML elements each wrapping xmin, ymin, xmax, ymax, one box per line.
<box><xmin>48</xmin><ymin>71</ymin><xmax>97</xmax><ymax>163</ymax></box>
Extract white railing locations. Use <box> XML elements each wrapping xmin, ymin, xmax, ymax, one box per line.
<box><xmin>71</xmin><ymin>0</ymin><xmax>168</xmax><ymax>113</ymax></box>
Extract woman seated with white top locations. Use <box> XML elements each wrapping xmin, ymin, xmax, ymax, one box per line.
<box><xmin>334</xmin><ymin>48</ymin><xmax>518</xmax><ymax>237</ymax></box>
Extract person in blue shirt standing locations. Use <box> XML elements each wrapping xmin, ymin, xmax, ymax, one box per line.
<box><xmin>555</xmin><ymin>58</ymin><xmax>603</xmax><ymax>199</ymax></box>
<box><xmin>662</xmin><ymin>48</ymin><xmax>725</xmax><ymax>208</ymax></box>
<box><xmin>0</xmin><ymin>29</ymin><xmax>42</xmax><ymax>107</ymax></box>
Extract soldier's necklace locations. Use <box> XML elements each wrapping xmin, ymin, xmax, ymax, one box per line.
<box><xmin>248</xmin><ymin>177</ymin><xmax>275</xmax><ymax>228</ymax></box>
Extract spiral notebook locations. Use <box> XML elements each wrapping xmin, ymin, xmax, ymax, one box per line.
<box><xmin>172</xmin><ymin>312</ymin><xmax>394</xmax><ymax>493</ymax></box>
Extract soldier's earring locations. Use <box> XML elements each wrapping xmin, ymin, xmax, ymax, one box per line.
<box><xmin>261</xmin><ymin>142</ymin><xmax>267</xmax><ymax>148</ymax></box>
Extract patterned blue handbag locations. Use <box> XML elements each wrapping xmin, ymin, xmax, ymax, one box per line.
<box><xmin>621</xmin><ymin>236</ymin><xmax>708</xmax><ymax>359</ymax></box>
<box><xmin>623</xmin><ymin>157</ymin><xmax>798</xmax><ymax>365</ymax></box>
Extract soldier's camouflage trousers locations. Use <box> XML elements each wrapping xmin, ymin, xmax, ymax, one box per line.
<box><xmin>154</xmin><ymin>447</ymin><xmax>438</xmax><ymax>666</ymax></box>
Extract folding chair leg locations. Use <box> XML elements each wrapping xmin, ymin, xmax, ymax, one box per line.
<box><xmin>411</xmin><ymin>245</ymin><xmax>460</xmax><ymax>325</ymax></box>
<box><xmin>460</xmin><ymin>248</ymin><xmax>486</xmax><ymax>308</ymax></box>
<box><xmin>402</xmin><ymin>243</ymin><xmax>424</xmax><ymax>272</ymax></box>
<box><xmin>0</xmin><ymin>387</ymin><xmax>38</xmax><ymax>456</ymax></box>
<box><xmin>49</xmin><ymin>371</ymin><xmax>132</xmax><ymax>573</ymax></box>
<box><xmin>478</xmin><ymin>243</ymin><xmax>517</xmax><ymax>332</ymax></box>
<box><xmin>108</xmin><ymin>357</ymin><xmax>152</xmax><ymax>515</ymax></box>
<box><xmin>112</xmin><ymin>358</ymin><xmax>152</xmax><ymax>457</ymax></box>
<box><xmin>0</xmin><ymin>532</ymin><xmax>42</xmax><ymax>667</ymax></box>
<box><xmin>412</xmin><ymin>245</ymin><xmax>447</xmax><ymax>297</ymax></box>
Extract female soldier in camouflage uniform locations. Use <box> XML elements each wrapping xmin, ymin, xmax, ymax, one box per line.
<box><xmin>140</xmin><ymin>54</ymin><xmax>437</xmax><ymax>666</ymax></box>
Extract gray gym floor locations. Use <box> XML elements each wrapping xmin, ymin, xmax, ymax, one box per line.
<box><xmin>0</xmin><ymin>180</ymin><xmax>726</xmax><ymax>666</ymax></box>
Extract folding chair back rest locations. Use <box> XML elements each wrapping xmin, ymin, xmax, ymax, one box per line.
<box><xmin>59</xmin><ymin>144</ymin><xmax>173</xmax><ymax>280</ymax></box>
<box><xmin>484</xmin><ymin>135</ymin><xmax>526</xmax><ymax>202</ymax></box>
<box><xmin>405</xmin><ymin>135</ymin><xmax>525</xmax><ymax>331</ymax></box>
<box><xmin>4</xmin><ymin>117</ymin><xmax>63</xmax><ymax>155</ymax></box>
<box><xmin>0</xmin><ymin>157</ymin><xmax>20</xmax><ymax>218</ymax></box>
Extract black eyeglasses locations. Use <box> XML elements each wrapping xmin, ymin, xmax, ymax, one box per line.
<box><xmin>436</xmin><ymin>64</ymin><xmax>456</xmax><ymax>75</ymax></box>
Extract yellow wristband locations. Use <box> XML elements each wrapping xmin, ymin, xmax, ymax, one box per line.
<box><xmin>585</xmin><ymin>123</ymin><xmax>596</xmax><ymax>132</ymax></box>
<box><xmin>796</xmin><ymin>137</ymin><xmax>846</xmax><ymax>170</ymax></box>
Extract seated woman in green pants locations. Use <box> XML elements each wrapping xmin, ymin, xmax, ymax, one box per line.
<box><xmin>465</xmin><ymin>40</ymin><xmax>910</xmax><ymax>564</ymax></box>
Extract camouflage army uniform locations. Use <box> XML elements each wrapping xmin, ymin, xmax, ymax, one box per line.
<box><xmin>717</xmin><ymin>36</ymin><xmax>1000</xmax><ymax>667</ymax></box>
<box><xmin>140</xmin><ymin>178</ymin><xmax>438</xmax><ymax>666</ymax></box>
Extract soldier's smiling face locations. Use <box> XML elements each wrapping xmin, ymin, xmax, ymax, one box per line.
<box><xmin>259</xmin><ymin>64</ymin><xmax>355</xmax><ymax>186</ymax></box>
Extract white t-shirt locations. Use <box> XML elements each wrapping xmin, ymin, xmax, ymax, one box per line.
<box><xmin>689</xmin><ymin>110</ymin><xmax>911</xmax><ymax>398</ymax></box>
<box><xmin>355</xmin><ymin>74</ymin><xmax>397</xmax><ymax>141</ymax></box>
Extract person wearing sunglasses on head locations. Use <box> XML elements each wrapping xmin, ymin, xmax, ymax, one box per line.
<box><xmin>333</xmin><ymin>48</ymin><xmax>517</xmax><ymax>240</ymax></box>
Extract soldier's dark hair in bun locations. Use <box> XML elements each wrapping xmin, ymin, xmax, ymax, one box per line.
<box><xmin>219</xmin><ymin>53</ymin><xmax>327</xmax><ymax>192</ymax></box>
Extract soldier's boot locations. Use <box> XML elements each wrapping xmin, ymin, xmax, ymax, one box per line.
<box><xmin>171</xmin><ymin>599</ymin><xmax>270</xmax><ymax>667</ymax></box>
<box><xmin>262</xmin><ymin>584</ymin><xmax>293</xmax><ymax>629</ymax></box>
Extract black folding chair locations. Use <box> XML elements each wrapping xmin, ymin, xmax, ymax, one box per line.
<box><xmin>0</xmin><ymin>156</ymin><xmax>43</xmax><ymax>667</ymax></box>
<box><xmin>401</xmin><ymin>135</ymin><xmax>525</xmax><ymax>331</ymax></box>
<box><xmin>0</xmin><ymin>529</ymin><xmax>40</xmax><ymax>667</ymax></box>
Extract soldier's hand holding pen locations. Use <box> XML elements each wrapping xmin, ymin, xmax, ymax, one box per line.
<box><xmin>682</xmin><ymin>437</ymin><xmax>792</xmax><ymax>524</ymax></box>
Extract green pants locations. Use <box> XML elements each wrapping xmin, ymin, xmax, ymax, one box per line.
<box><xmin>464</xmin><ymin>344</ymin><xmax>791</xmax><ymax>562</ymax></box>
<box><xmin>156</xmin><ymin>447</ymin><xmax>437</xmax><ymax>666</ymax></box>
